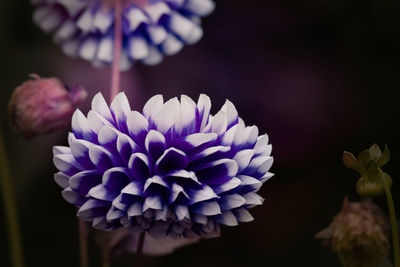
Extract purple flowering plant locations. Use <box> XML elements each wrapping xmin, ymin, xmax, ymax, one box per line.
<box><xmin>32</xmin><ymin>0</ymin><xmax>215</xmax><ymax>70</ymax></box>
<box><xmin>54</xmin><ymin>92</ymin><xmax>273</xmax><ymax>237</ymax></box>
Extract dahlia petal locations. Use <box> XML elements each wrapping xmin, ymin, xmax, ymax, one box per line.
<box><xmin>98</xmin><ymin>125</ymin><xmax>119</xmax><ymax>150</ymax></box>
<box><xmin>192</xmin><ymin>214</ymin><xmax>208</xmax><ymax>225</ymax></box>
<box><xmin>192</xmin><ymin>201</ymin><xmax>221</xmax><ymax>216</ymax></box>
<box><xmin>54</xmin><ymin>19</ymin><xmax>77</xmax><ymax>41</ymax></box>
<box><xmin>53</xmin><ymin>154</ymin><xmax>83</xmax><ymax>175</ymax></box>
<box><xmin>127</xmin><ymin>111</ymin><xmax>149</xmax><ymax>143</ymax></box>
<box><xmin>128</xmin><ymin>153</ymin><xmax>151</xmax><ymax>180</ymax></box>
<box><xmin>155</xmin><ymin>148</ymin><xmax>188</xmax><ymax>174</ymax></box>
<box><xmin>237</xmin><ymin>175</ymin><xmax>262</xmax><ymax>193</ymax></box>
<box><xmin>106</xmin><ymin>207</ymin><xmax>125</xmax><ymax>221</ymax></box>
<box><xmin>103</xmin><ymin>167</ymin><xmax>131</xmax><ymax>193</ymax></box>
<box><xmin>88</xmin><ymin>184</ymin><xmax>118</xmax><ymax>201</ymax></box>
<box><xmin>155</xmin><ymin>205</ymin><xmax>169</xmax><ymax>221</ymax></box>
<box><xmin>145</xmin><ymin>130</ymin><xmax>166</xmax><ymax>160</ymax></box>
<box><xmin>91</xmin><ymin>93</ymin><xmax>114</xmax><ymax>124</ymax></box>
<box><xmin>221</xmin><ymin>100</ymin><xmax>239</xmax><ymax>129</ymax></box>
<box><xmin>189</xmin><ymin>146</ymin><xmax>230</xmax><ymax>162</ymax></box>
<box><xmin>80</xmin><ymin>37</ymin><xmax>99</xmax><ymax>61</ymax></box>
<box><xmin>168</xmin><ymin>12</ymin><xmax>196</xmax><ymax>42</ymax></box>
<box><xmin>76</xmin><ymin>8</ymin><xmax>93</xmax><ymax>33</ymax></box>
<box><xmin>167</xmin><ymin>170</ymin><xmax>201</xmax><ymax>185</ymax></box>
<box><xmin>69</xmin><ymin>170</ymin><xmax>102</xmax><ymax>195</ymax></box>
<box><xmin>117</xmin><ymin>134</ymin><xmax>137</xmax><ymax>164</ymax></box>
<box><xmin>243</xmin><ymin>126</ymin><xmax>259</xmax><ymax>149</ymax></box>
<box><xmin>144</xmin><ymin>2</ymin><xmax>171</xmax><ymax>23</ymax></box>
<box><xmin>128</xmin><ymin>36</ymin><xmax>149</xmax><ymax>60</ymax></box>
<box><xmin>93</xmin><ymin>10</ymin><xmax>113</xmax><ymax>33</ymax></box>
<box><xmin>174</xmin><ymin>133</ymin><xmax>217</xmax><ymax>153</ymax></box>
<box><xmin>218</xmin><ymin>194</ymin><xmax>246</xmax><ymax>211</ymax></box>
<box><xmin>215</xmin><ymin>211</ymin><xmax>238</xmax><ymax>226</ymax></box>
<box><xmin>143</xmin><ymin>94</ymin><xmax>164</xmax><ymax>120</ymax></box>
<box><xmin>97</xmin><ymin>35</ymin><xmax>113</xmax><ymax>63</ymax></box>
<box><xmin>233</xmin><ymin>149</ymin><xmax>255</xmax><ymax>173</ymax></box>
<box><xmin>54</xmin><ymin>172</ymin><xmax>69</xmax><ymax>188</ymax></box>
<box><xmin>62</xmin><ymin>187</ymin><xmax>86</xmax><ymax>206</ymax></box>
<box><xmin>121</xmin><ymin>181</ymin><xmax>144</xmax><ymax>205</ymax></box>
<box><xmin>62</xmin><ymin>39</ymin><xmax>79</xmax><ymax>57</ymax></box>
<box><xmin>161</xmin><ymin>34</ymin><xmax>183</xmax><ymax>56</ymax></box>
<box><xmin>89</xmin><ymin>145</ymin><xmax>117</xmax><ymax>170</ymax></box>
<box><xmin>144</xmin><ymin>175</ymin><xmax>168</xmax><ymax>194</ymax></box>
<box><xmin>53</xmin><ymin>146</ymin><xmax>71</xmax><ymax>155</ymax></box>
<box><xmin>125</xmin><ymin>7</ymin><xmax>148</xmax><ymax>32</ymax></box>
<box><xmin>197</xmin><ymin>94</ymin><xmax>211</xmax><ymax>131</ymax></box>
<box><xmin>173</xmin><ymin>95</ymin><xmax>197</xmax><ymax>137</ymax></box>
<box><xmin>233</xmin><ymin>208</ymin><xmax>254</xmax><ymax>223</ymax></box>
<box><xmin>72</xmin><ymin>109</ymin><xmax>96</xmax><ymax>141</ymax></box>
<box><xmin>196</xmin><ymin>159</ymin><xmax>238</xmax><ymax>185</ymax></box>
<box><xmin>183</xmin><ymin>229</ymin><xmax>198</xmax><ymax>239</ymax></box>
<box><xmin>183</xmin><ymin>24</ymin><xmax>203</xmax><ymax>45</ymax></box>
<box><xmin>260</xmin><ymin>172</ymin><xmax>274</xmax><ymax>183</ymax></box>
<box><xmin>210</xmin><ymin>111</ymin><xmax>227</xmax><ymax>136</ymax></box>
<box><xmin>189</xmin><ymin>185</ymin><xmax>218</xmax><ymax>204</ymax></box>
<box><xmin>127</xmin><ymin>201</ymin><xmax>143</xmax><ymax>216</ymax></box>
<box><xmin>212</xmin><ymin>177</ymin><xmax>241</xmax><ymax>194</ymax></box>
<box><xmin>246</xmin><ymin>156</ymin><xmax>273</xmax><ymax>178</ymax></box>
<box><xmin>78</xmin><ymin>199</ymin><xmax>111</xmax><ymax>220</ymax></box>
<box><xmin>184</xmin><ymin>0</ymin><xmax>215</xmax><ymax>16</ymax></box>
<box><xmin>70</xmin><ymin>138</ymin><xmax>94</xmax><ymax>168</ymax></box>
<box><xmin>112</xmin><ymin>194</ymin><xmax>130</xmax><ymax>211</ymax></box>
<box><xmin>110</xmin><ymin>92</ymin><xmax>131</xmax><ymax>132</ymax></box>
<box><xmin>175</xmin><ymin>205</ymin><xmax>190</xmax><ymax>221</ymax></box>
<box><xmin>254</xmin><ymin>134</ymin><xmax>269</xmax><ymax>155</ymax></box>
<box><xmin>87</xmin><ymin>111</ymin><xmax>112</xmax><ymax>135</ymax></box>
<box><xmin>144</xmin><ymin>195</ymin><xmax>163</xmax><ymax>211</ymax></box>
<box><xmin>170</xmin><ymin>183</ymin><xmax>189</xmax><ymax>204</ymax></box>
<box><xmin>243</xmin><ymin>192</ymin><xmax>264</xmax><ymax>206</ymax></box>
<box><xmin>142</xmin><ymin>46</ymin><xmax>164</xmax><ymax>66</ymax></box>
<box><xmin>148</xmin><ymin>25</ymin><xmax>167</xmax><ymax>45</ymax></box>
<box><xmin>37</xmin><ymin>7</ymin><xmax>64</xmax><ymax>33</ymax></box>
<box><xmin>153</xmin><ymin>97</ymin><xmax>180</xmax><ymax>135</ymax></box>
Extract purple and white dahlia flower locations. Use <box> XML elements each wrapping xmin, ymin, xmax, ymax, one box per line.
<box><xmin>32</xmin><ymin>0</ymin><xmax>215</xmax><ymax>70</ymax></box>
<box><xmin>53</xmin><ymin>93</ymin><xmax>273</xmax><ymax>239</ymax></box>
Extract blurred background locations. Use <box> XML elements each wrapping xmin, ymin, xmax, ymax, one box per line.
<box><xmin>1</xmin><ymin>0</ymin><xmax>400</xmax><ymax>266</ymax></box>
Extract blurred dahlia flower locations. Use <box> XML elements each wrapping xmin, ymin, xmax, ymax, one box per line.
<box><xmin>8</xmin><ymin>74</ymin><xmax>87</xmax><ymax>138</ymax></box>
<box><xmin>32</xmin><ymin>0</ymin><xmax>215</xmax><ymax>70</ymax></box>
<box><xmin>316</xmin><ymin>197</ymin><xmax>390</xmax><ymax>267</ymax></box>
<box><xmin>53</xmin><ymin>92</ymin><xmax>273</xmax><ymax>239</ymax></box>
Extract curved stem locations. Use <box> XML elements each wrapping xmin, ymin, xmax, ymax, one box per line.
<box><xmin>381</xmin><ymin>175</ymin><xmax>400</xmax><ymax>267</ymax></box>
<box><xmin>0</xmin><ymin>125</ymin><xmax>25</xmax><ymax>267</ymax></box>
<box><xmin>110</xmin><ymin>0</ymin><xmax>123</xmax><ymax>101</ymax></box>
<box><xmin>78</xmin><ymin>218</ymin><xmax>89</xmax><ymax>267</ymax></box>
<box><xmin>135</xmin><ymin>232</ymin><xmax>145</xmax><ymax>267</ymax></box>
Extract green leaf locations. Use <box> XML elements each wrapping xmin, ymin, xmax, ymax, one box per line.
<box><xmin>343</xmin><ymin>151</ymin><xmax>364</xmax><ymax>174</ymax></box>
<box><xmin>377</xmin><ymin>144</ymin><xmax>390</xmax><ymax>167</ymax></box>
<box><xmin>357</xmin><ymin>149</ymin><xmax>371</xmax><ymax>169</ymax></box>
<box><xmin>369</xmin><ymin>143</ymin><xmax>382</xmax><ymax>162</ymax></box>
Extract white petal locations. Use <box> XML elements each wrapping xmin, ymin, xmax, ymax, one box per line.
<box><xmin>143</xmin><ymin>95</ymin><xmax>164</xmax><ymax>119</ymax></box>
<box><xmin>197</xmin><ymin>94</ymin><xmax>211</xmax><ymax>131</ymax></box>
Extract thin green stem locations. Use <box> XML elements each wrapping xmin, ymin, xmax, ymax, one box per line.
<box><xmin>381</xmin><ymin>174</ymin><xmax>400</xmax><ymax>267</ymax></box>
<box><xmin>0</xmin><ymin>125</ymin><xmax>25</xmax><ymax>267</ymax></box>
<box><xmin>78</xmin><ymin>218</ymin><xmax>89</xmax><ymax>267</ymax></box>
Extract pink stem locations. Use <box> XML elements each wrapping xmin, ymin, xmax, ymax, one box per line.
<box><xmin>110</xmin><ymin>0</ymin><xmax>123</xmax><ymax>102</ymax></box>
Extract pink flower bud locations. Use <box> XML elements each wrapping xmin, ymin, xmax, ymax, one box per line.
<box><xmin>8</xmin><ymin>74</ymin><xmax>87</xmax><ymax>138</ymax></box>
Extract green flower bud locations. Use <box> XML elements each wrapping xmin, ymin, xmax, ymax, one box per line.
<box><xmin>343</xmin><ymin>144</ymin><xmax>392</xmax><ymax>197</ymax></box>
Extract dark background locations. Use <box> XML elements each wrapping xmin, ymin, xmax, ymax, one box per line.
<box><xmin>1</xmin><ymin>0</ymin><xmax>400</xmax><ymax>266</ymax></box>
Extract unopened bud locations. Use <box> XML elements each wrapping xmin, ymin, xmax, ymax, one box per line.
<box><xmin>316</xmin><ymin>197</ymin><xmax>390</xmax><ymax>267</ymax></box>
<box><xmin>8</xmin><ymin>74</ymin><xmax>87</xmax><ymax>138</ymax></box>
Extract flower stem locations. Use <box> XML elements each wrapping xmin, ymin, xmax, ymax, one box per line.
<box><xmin>135</xmin><ymin>232</ymin><xmax>145</xmax><ymax>267</ymax></box>
<box><xmin>110</xmin><ymin>0</ymin><xmax>122</xmax><ymax>101</ymax></box>
<box><xmin>381</xmin><ymin>174</ymin><xmax>400</xmax><ymax>267</ymax></box>
<box><xmin>101</xmin><ymin>246</ymin><xmax>111</xmax><ymax>267</ymax></box>
<box><xmin>78</xmin><ymin>218</ymin><xmax>89</xmax><ymax>267</ymax></box>
<box><xmin>0</xmin><ymin>125</ymin><xmax>25</xmax><ymax>267</ymax></box>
